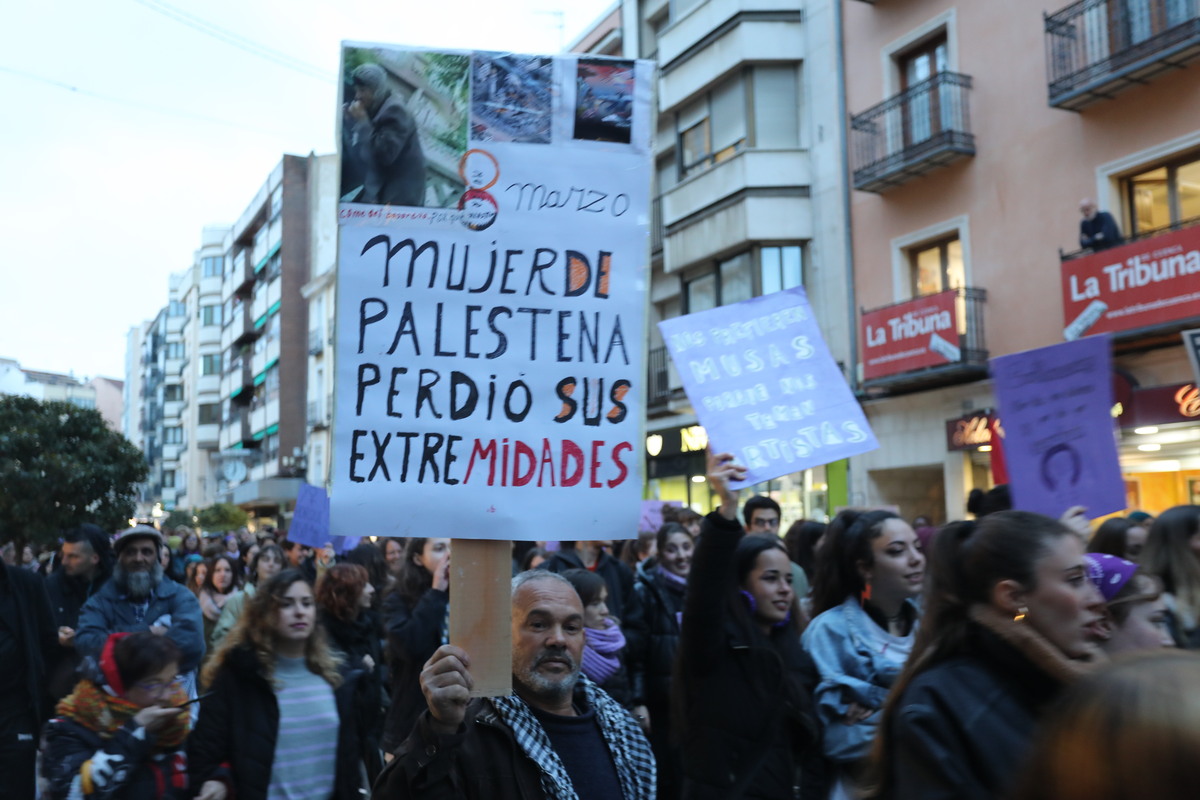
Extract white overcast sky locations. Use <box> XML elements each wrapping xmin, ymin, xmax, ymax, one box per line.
<box><xmin>0</xmin><ymin>0</ymin><xmax>616</xmax><ymax>380</ymax></box>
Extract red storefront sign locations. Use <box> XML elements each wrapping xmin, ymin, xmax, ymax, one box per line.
<box><xmin>1061</xmin><ymin>224</ymin><xmax>1200</xmax><ymax>339</ymax></box>
<box><xmin>862</xmin><ymin>290</ymin><xmax>960</xmax><ymax>380</ymax></box>
<box><xmin>1120</xmin><ymin>382</ymin><xmax>1200</xmax><ymax>428</ymax></box>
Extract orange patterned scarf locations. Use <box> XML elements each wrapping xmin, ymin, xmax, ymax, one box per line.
<box><xmin>56</xmin><ymin>680</ymin><xmax>190</xmax><ymax>750</ymax></box>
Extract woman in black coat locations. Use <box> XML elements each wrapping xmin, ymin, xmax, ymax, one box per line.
<box><xmin>188</xmin><ymin>569</ymin><xmax>365</xmax><ymax>800</ymax></box>
<box><xmin>379</xmin><ymin>537</ymin><xmax>450</xmax><ymax>754</ymax></box>
<box><xmin>635</xmin><ymin>521</ymin><xmax>694</xmax><ymax>800</ymax></box>
<box><xmin>676</xmin><ymin>451</ymin><xmax>821</xmax><ymax>800</ymax></box>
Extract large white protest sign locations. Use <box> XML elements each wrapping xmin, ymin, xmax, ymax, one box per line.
<box><xmin>332</xmin><ymin>45</ymin><xmax>652</xmax><ymax>540</ymax></box>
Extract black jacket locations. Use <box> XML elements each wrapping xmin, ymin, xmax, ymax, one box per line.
<box><xmin>0</xmin><ymin>559</ymin><xmax>58</xmax><ymax>729</ymax></box>
<box><xmin>322</xmin><ymin>608</ymin><xmax>386</xmax><ymax>780</ymax></box>
<box><xmin>1079</xmin><ymin>210</ymin><xmax>1123</xmax><ymax>250</ymax></box>
<box><xmin>42</xmin><ymin>716</ymin><xmax>188</xmax><ymax>800</ymax></box>
<box><xmin>381</xmin><ymin>586</ymin><xmax>448</xmax><ymax>751</ymax></box>
<box><xmin>677</xmin><ymin>512</ymin><xmax>820</xmax><ymax>800</ymax></box>
<box><xmin>187</xmin><ymin>645</ymin><xmax>365</xmax><ymax>800</ymax></box>
<box><xmin>546</xmin><ymin>548</ymin><xmax>648</xmax><ymax>702</ymax></box>
<box><xmin>45</xmin><ymin>569</ymin><xmax>109</xmax><ymax>699</ymax></box>
<box><xmin>374</xmin><ymin>702</ymin><xmax>546</xmax><ymax>800</ymax></box>
<box><xmin>634</xmin><ymin>568</ymin><xmax>686</xmax><ymax>713</ymax></box>
<box><xmin>884</xmin><ymin>622</ymin><xmax>1070</xmax><ymax>800</ymax></box>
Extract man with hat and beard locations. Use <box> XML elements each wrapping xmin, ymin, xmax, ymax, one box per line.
<box><xmin>76</xmin><ymin>526</ymin><xmax>205</xmax><ymax>682</ymax></box>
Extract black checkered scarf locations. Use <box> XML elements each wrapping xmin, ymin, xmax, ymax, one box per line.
<box><xmin>489</xmin><ymin>675</ymin><xmax>655</xmax><ymax>800</ymax></box>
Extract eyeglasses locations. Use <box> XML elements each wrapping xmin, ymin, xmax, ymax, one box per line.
<box><xmin>132</xmin><ymin>676</ymin><xmax>183</xmax><ymax>695</ymax></box>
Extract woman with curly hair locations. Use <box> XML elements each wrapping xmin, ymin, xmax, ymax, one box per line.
<box><xmin>42</xmin><ymin>631</ymin><xmax>189</xmax><ymax>799</ymax></box>
<box><xmin>188</xmin><ymin>569</ymin><xmax>365</xmax><ymax>800</ymax></box>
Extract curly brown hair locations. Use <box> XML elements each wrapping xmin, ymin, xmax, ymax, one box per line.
<box><xmin>316</xmin><ymin>563</ymin><xmax>369</xmax><ymax>623</ymax></box>
<box><xmin>201</xmin><ymin>569</ymin><xmax>342</xmax><ymax>690</ymax></box>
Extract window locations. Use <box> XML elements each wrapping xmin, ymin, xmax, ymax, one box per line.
<box><xmin>201</xmin><ymin>305</ymin><xmax>221</xmax><ymax>326</ymax></box>
<box><xmin>265</xmin><ymin>364</ymin><xmax>281</xmax><ymax>401</ymax></box>
<box><xmin>162</xmin><ymin>470</ymin><xmax>176</xmax><ymax>488</ymax></box>
<box><xmin>683</xmin><ymin>252</ymin><xmax>753</xmax><ymax>313</ymax></box>
<box><xmin>198</xmin><ymin>403</ymin><xmax>221</xmax><ymax>425</ymax></box>
<box><xmin>164</xmin><ymin>426</ymin><xmax>183</xmax><ymax>444</ymax></box>
<box><xmin>898</xmin><ymin>33</ymin><xmax>949</xmax><ymax>146</ymax></box>
<box><xmin>752</xmin><ymin>66</ymin><xmax>800</xmax><ymax>149</ymax></box>
<box><xmin>910</xmin><ymin>236</ymin><xmax>964</xmax><ymax>297</ymax></box>
<box><xmin>165</xmin><ymin>342</ymin><xmax>185</xmax><ymax>359</ymax></box>
<box><xmin>263</xmin><ymin>433</ymin><xmax>280</xmax><ymax>463</ymax></box>
<box><xmin>168</xmin><ymin>300</ymin><xmax>187</xmax><ymax>317</ymax></box>
<box><xmin>201</xmin><ymin>256</ymin><xmax>222</xmax><ymax>278</ymax></box>
<box><xmin>269</xmin><ymin>188</ymin><xmax>283</xmax><ymax>221</ymax></box>
<box><xmin>201</xmin><ymin>354</ymin><xmax>222</xmax><ymax>376</ymax></box>
<box><xmin>1125</xmin><ymin>152</ymin><xmax>1200</xmax><ymax>236</ymax></box>
<box><xmin>164</xmin><ymin>384</ymin><xmax>184</xmax><ymax>402</ymax></box>
<box><xmin>760</xmin><ymin>246</ymin><xmax>804</xmax><ymax>295</ymax></box>
<box><xmin>677</xmin><ymin>74</ymin><xmax>747</xmax><ymax>179</ymax></box>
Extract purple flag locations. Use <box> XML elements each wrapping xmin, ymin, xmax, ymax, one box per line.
<box><xmin>287</xmin><ymin>483</ymin><xmax>330</xmax><ymax>548</ymax></box>
<box><xmin>990</xmin><ymin>335</ymin><xmax>1125</xmax><ymax>518</ymax></box>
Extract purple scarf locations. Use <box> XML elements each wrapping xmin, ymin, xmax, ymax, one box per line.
<box><xmin>655</xmin><ymin>565</ymin><xmax>688</xmax><ymax>590</ymax></box>
<box><xmin>582</xmin><ymin>619</ymin><xmax>626</xmax><ymax>684</ymax></box>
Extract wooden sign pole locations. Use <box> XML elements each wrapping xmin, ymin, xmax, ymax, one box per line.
<box><xmin>448</xmin><ymin>539</ymin><xmax>513</xmax><ymax>697</ymax></box>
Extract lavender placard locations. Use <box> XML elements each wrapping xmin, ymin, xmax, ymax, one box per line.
<box><xmin>658</xmin><ymin>287</ymin><xmax>878</xmax><ymax>486</ymax></box>
<box><xmin>990</xmin><ymin>335</ymin><xmax>1125</xmax><ymax>518</ymax></box>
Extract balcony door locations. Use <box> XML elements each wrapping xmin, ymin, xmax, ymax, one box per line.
<box><xmin>900</xmin><ymin>35</ymin><xmax>948</xmax><ymax>146</ymax></box>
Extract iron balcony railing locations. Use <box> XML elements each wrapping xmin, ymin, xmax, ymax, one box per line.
<box><xmin>850</xmin><ymin>72</ymin><xmax>975</xmax><ymax>193</ymax></box>
<box><xmin>1045</xmin><ymin>0</ymin><xmax>1200</xmax><ymax>109</ymax></box>
<box><xmin>647</xmin><ymin>346</ymin><xmax>672</xmax><ymax>408</ymax></box>
<box><xmin>862</xmin><ymin>287</ymin><xmax>989</xmax><ymax>388</ymax></box>
<box><xmin>1061</xmin><ymin>213</ymin><xmax>1200</xmax><ymax>260</ymax></box>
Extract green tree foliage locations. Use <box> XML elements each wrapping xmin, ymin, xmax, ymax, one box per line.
<box><xmin>196</xmin><ymin>502</ymin><xmax>249</xmax><ymax>533</ymax></box>
<box><xmin>0</xmin><ymin>396</ymin><xmax>148</xmax><ymax>546</ymax></box>
<box><xmin>163</xmin><ymin>508</ymin><xmax>195</xmax><ymax>531</ymax></box>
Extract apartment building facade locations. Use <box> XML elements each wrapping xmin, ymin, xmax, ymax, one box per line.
<box><xmin>574</xmin><ymin>0</ymin><xmax>854</xmax><ymax>521</ymax></box>
<box><xmin>843</xmin><ymin>0</ymin><xmax>1200</xmax><ymax>521</ymax></box>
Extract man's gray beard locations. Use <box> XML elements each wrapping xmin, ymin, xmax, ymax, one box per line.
<box><xmin>114</xmin><ymin>562</ymin><xmax>163</xmax><ymax>600</ymax></box>
<box><xmin>513</xmin><ymin>649</ymin><xmax>580</xmax><ymax>706</ymax></box>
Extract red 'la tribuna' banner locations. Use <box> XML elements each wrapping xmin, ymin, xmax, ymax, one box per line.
<box><xmin>862</xmin><ymin>289</ymin><xmax>960</xmax><ymax>380</ymax></box>
<box><xmin>1062</xmin><ymin>224</ymin><xmax>1200</xmax><ymax>339</ymax></box>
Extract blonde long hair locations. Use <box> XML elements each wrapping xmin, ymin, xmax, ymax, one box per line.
<box><xmin>202</xmin><ymin>568</ymin><xmax>342</xmax><ymax>689</ymax></box>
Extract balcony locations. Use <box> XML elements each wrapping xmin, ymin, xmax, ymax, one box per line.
<box><xmin>308</xmin><ymin>327</ymin><xmax>325</xmax><ymax>356</ymax></box>
<box><xmin>860</xmin><ymin>287</ymin><xmax>989</xmax><ymax>392</ymax></box>
<box><xmin>219</xmin><ymin>409</ymin><xmax>252</xmax><ymax>451</ymax></box>
<box><xmin>646</xmin><ymin>346</ymin><xmax>688</xmax><ymax>415</ymax></box>
<box><xmin>1045</xmin><ymin>0</ymin><xmax>1200</xmax><ymax>110</ymax></box>
<box><xmin>307</xmin><ymin>398</ymin><xmax>331</xmax><ymax>429</ymax></box>
<box><xmin>1059</xmin><ymin>217</ymin><xmax>1200</xmax><ymax>340</ymax></box>
<box><xmin>851</xmin><ymin>72</ymin><xmax>975</xmax><ymax>193</ymax></box>
<box><xmin>232</xmin><ymin>301</ymin><xmax>260</xmax><ymax>348</ymax></box>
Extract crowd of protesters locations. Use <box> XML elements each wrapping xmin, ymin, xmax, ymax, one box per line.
<box><xmin>3</xmin><ymin>465</ymin><xmax>1200</xmax><ymax>799</ymax></box>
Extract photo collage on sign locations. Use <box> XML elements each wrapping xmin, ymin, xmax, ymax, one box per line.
<box><xmin>339</xmin><ymin>46</ymin><xmax>639</xmax><ymax>212</ymax></box>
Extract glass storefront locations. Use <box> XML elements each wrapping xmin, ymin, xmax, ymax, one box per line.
<box><xmin>644</xmin><ymin>424</ymin><xmax>831</xmax><ymax>524</ymax></box>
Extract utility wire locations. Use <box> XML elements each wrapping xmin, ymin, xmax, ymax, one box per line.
<box><xmin>0</xmin><ymin>65</ymin><xmax>296</xmax><ymax>138</ymax></box>
<box><xmin>132</xmin><ymin>0</ymin><xmax>338</xmax><ymax>84</ymax></box>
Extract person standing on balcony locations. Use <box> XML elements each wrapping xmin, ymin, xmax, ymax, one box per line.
<box><xmin>1079</xmin><ymin>198</ymin><xmax>1124</xmax><ymax>251</ymax></box>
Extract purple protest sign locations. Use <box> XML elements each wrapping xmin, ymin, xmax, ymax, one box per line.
<box><xmin>990</xmin><ymin>335</ymin><xmax>1125</xmax><ymax>518</ymax></box>
<box><xmin>287</xmin><ymin>482</ymin><xmax>330</xmax><ymax>549</ymax></box>
<box><xmin>639</xmin><ymin>500</ymin><xmax>682</xmax><ymax>534</ymax></box>
<box><xmin>658</xmin><ymin>287</ymin><xmax>878</xmax><ymax>487</ymax></box>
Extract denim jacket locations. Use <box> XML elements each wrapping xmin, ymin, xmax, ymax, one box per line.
<box><xmin>801</xmin><ymin>596</ymin><xmax>918</xmax><ymax>763</ymax></box>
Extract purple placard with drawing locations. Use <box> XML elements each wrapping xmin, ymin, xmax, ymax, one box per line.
<box><xmin>639</xmin><ymin>500</ymin><xmax>682</xmax><ymax>533</ymax></box>
<box><xmin>990</xmin><ymin>335</ymin><xmax>1125</xmax><ymax>519</ymax></box>
<box><xmin>658</xmin><ymin>287</ymin><xmax>878</xmax><ymax>487</ymax></box>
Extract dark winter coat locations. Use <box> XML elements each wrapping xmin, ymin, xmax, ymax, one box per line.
<box><xmin>1079</xmin><ymin>210</ymin><xmax>1124</xmax><ymax>250</ymax></box>
<box><xmin>42</xmin><ymin>716</ymin><xmax>187</xmax><ymax>800</ymax></box>
<box><xmin>546</xmin><ymin>548</ymin><xmax>648</xmax><ymax>702</ymax></box>
<box><xmin>883</xmin><ymin>619</ymin><xmax>1075</xmax><ymax>800</ymax></box>
<box><xmin>187</xmin><ymin>644</ymin><xmax>365</xmax><ymax>800</ymax></box>
<box><xmin>321</xmin><ymin>607</ymin><xmax>386</xmax><ymax>780</ymax></box>
<box><xmin>0</xmin><ymin>559</ymin><xmax>59</xmax><ymax>728</ymax></box>
<box><xmin>76</xmin><ymin>577</ymin><xmax>205</xmax><ymax>673</ymax></box>
<box><xmin>677</xmin><ymin>512</ymin><xmax>821</xmax><ymax>800</ymax></box>
<box><xmin>381</xmin><ymin>586</ymin><xmax>448</xmax><ymax>751</ymax></box>
<box><xmin>635</xmin><ymin>568</ymin><xmax>688</xmax><ymax>798</ymax></box>
<box><xmin>45</xmin><ymin>568</ymin><xmax>110</xmax><ymax>699</ymax></box>
<box><xmin>352</xmin><ymin>92</ymin><xmax>426</xmax><ymax>206</ymax></box>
